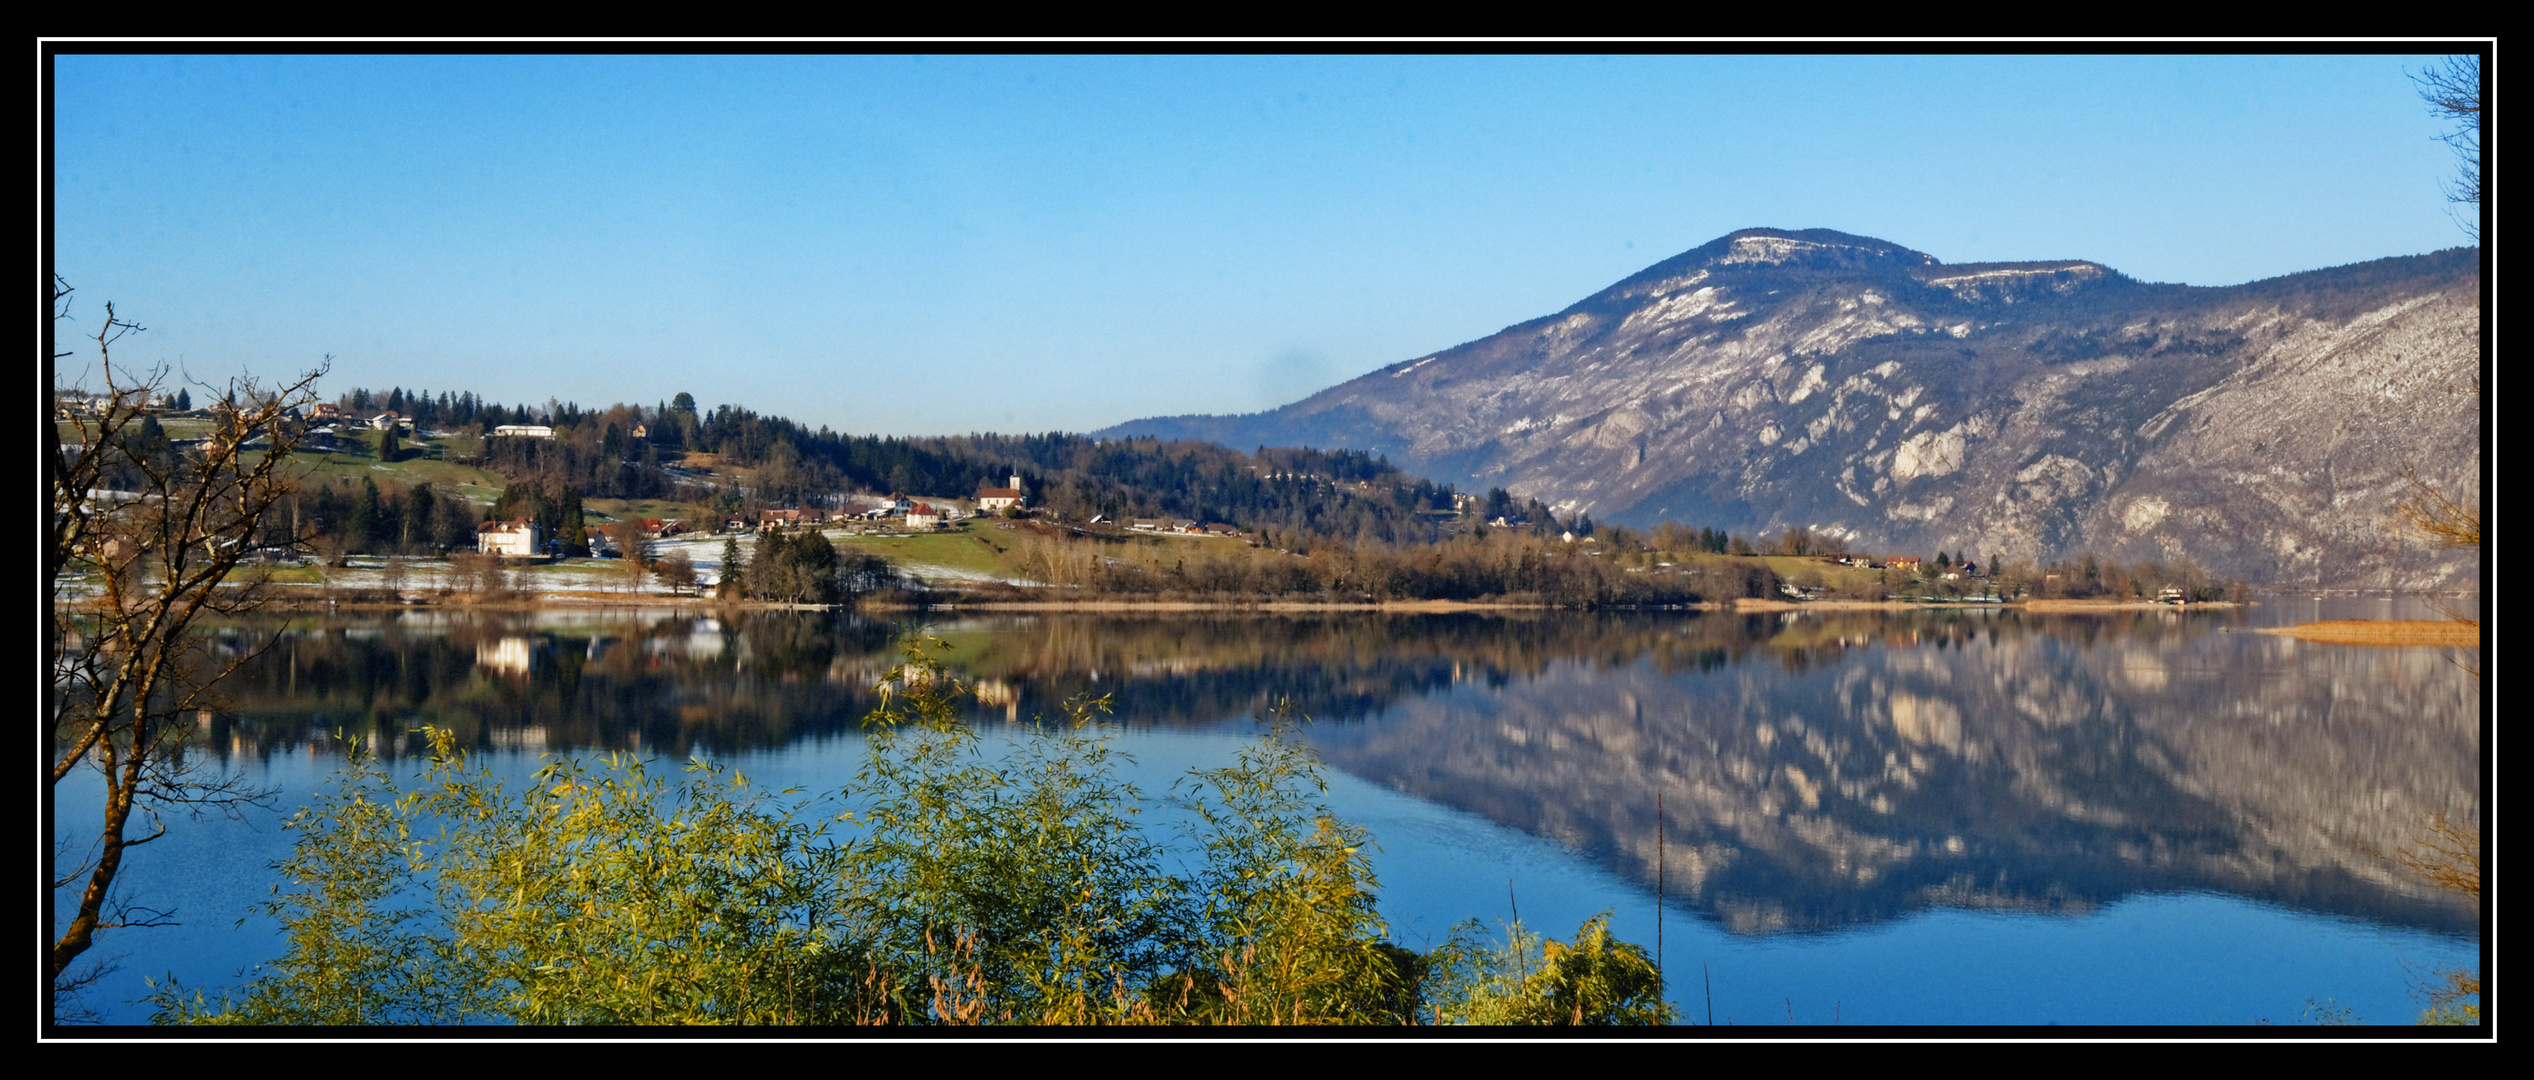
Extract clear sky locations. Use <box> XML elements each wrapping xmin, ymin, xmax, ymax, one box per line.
<box><xmin>49</xmin><ymin>50</ymin><xmax>2481</xmax><ymax>437</ymax></box>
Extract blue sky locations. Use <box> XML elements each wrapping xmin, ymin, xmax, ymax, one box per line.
<box><xmin>50</xmin><ymin>51</ymin><xmax>2480</xmax><ymax>437</ymax></box>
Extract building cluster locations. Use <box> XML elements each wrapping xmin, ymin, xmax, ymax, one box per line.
<box><xmin>1127</xmin><ymin>518</ymin><xmax>1242</xmax><ymax>537</ymax></box>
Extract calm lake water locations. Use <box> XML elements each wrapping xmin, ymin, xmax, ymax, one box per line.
<box><xmin>53</xmin><ymin>597</ymin><xmax>2482</xmax><ymax>1028</ymax></box>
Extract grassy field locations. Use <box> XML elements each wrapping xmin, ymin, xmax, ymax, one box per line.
<box><xmin>585</xmin><ymin>497</ymin><xmax>709</xmax><ymax>527</ymax></box>
<box><xmin>57</xmin><ymin>415</ymin><xmax>208</xmax><ymax>437</ymax></box>
<box><xmin>1753</xmin><ymin>554</ymin><xmax>1876</xmax><ymax>583</ymax></box>
<box><xmin>284</xmin><ymin>442</ymin><xmax>509</xmax><ymax>505</ymax></box>
<box><xmin>838</xmin><ymin>521</ymin><xmax>1020</xmax><ymax>580</ymax></box>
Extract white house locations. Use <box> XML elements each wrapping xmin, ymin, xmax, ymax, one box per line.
<box><xmin>478</xmin><ymin>519</ymin><xmax>542</xmax><ymax>557</ymax></box>
<box><xmin>905</xmin><ymin>503</ymin><xmax>942</xmax><ymax>530</ymax></box>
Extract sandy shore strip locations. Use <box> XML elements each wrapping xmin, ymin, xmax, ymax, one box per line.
<box><xmin>1733</xmin><ymin>598</ymin><xmax>2244</xmax><ymax>613</ymax></box>
<box><xmin>2017</xmin><ymin>599</ymin><xmax>2244</xmax><ymax>612</ymax></box>
<box><xmin>2256</xmin><ymin>620</ymin><xmax>2481</xmax><ymax>647</ymax></box>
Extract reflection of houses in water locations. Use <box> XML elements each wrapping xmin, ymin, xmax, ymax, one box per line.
<box><xmin>685</xmin><ymin>618</ymin><xmax>725</xmax><ymax>660</ymax></box>
<box><xmin>489</xmin><ymin>726</ymin><xmax>549</xmax><ymax>752</ymax></box>
<box><xmin>828</xmin><ymin>658</ymin><xmax>881</xmax><ymax>687</ymax></box>
<box><xmin>645</xmin><ymin>618</ymin><xmax>725</xmax><ymax>661</ymax></box>
<box><xmin>974</xmin><ymin>678</ymin><xmax>1020</xmax><ymax>721</ymax></box>
<box><xmin>476</xmin><ymin>636</ymin><xmax>537</xmax><ymax>676</ymax></box>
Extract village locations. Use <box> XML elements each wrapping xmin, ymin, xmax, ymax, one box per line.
<box><xmin>54</xmin><ymin>386</ymin><xmax>2237</xmax><ymax>611</ymax></box>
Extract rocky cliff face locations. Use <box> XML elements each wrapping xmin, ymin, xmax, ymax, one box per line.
<box><xmin>1106</xmin><ymin>229</ymin><xmax>2482</xmax><ymax>587</ymax></box>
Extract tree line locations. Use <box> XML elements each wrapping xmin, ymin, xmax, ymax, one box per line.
<box><xmin>997</xmin><ymin>526</ymin><xmax>1774</xmax><ymax>607</ymax></box>
<box><xmin>329</xmin><ymin>385</ymin><xmax>1484</xmax><ymax>548</ymax></box>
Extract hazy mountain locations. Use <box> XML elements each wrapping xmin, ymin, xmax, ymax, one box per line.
<box><xmin>1103</xmin><ymin>228</ymin><xmax>2482</xmax><ymax>587</ymax></box>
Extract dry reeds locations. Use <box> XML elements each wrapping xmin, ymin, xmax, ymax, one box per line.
<box><xmin>2259</xmin><ymin>620</ymin><xmax>2480</xmax><ymax>647</ymax></box>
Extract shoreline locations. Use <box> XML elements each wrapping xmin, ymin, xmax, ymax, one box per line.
<box><xmin>106</xmin><ymin>588</ymin><xmax>2252</xmax><ymax>616</ymax></box>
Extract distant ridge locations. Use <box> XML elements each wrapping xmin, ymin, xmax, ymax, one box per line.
<box><xmin>1100</xmin><ymin>229</ymin><xmax>2480</xmax><ymax>587</ymax></box>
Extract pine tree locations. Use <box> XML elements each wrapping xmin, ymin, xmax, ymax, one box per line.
<box><xmin>720</xmin><ymin>534</ymin><xmax>746</xmax><ymax>598</ymax></box>
<box><xmin>406</xmin><ymin>484</ymin><xmax>435</xmax><ymax>554</ymax></box>
<box><xmin>347</xmin><ymin>477</ymin><xmax>383</xmax><ymax>555</ymax></box>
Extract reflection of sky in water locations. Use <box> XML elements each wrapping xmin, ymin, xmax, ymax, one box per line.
<box><xmin>56</xmin><ymin>723</ymin><xmax>2478</xmax><ymax>1028</ymax></box>
<box><xmin>717</xmin><ymin>726</ymin><xmax>2483</xmax><ymax>1025</ymax></box>
<box><xmin>56</xmin><ymin>606</ymin><xmax>2480</xmax><ymax>1027</ymax></box>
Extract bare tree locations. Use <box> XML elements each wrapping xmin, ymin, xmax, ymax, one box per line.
<box><xmin>2414</xmin><ymin>54</ymin><xmax>2482</xmax><ymax>236</ymax></box>
<box><xmin>49</xmin><ymin>278</ymin><xmax>328</xmax><ymax>1007</ymax></box>
<box><xmin>654</xmin><ymin>549</ymin><xmax>698</xmax><ymax>596</ymax></box>
<box><xmin>607</xmin><ymin>521</ymin><xmax>650</xmax><ymax>593</ymax></box>
<box><xmin>2393</xmin><ymin>55</ymin><xmax>2485</xmax><ymax>609</ymax></box>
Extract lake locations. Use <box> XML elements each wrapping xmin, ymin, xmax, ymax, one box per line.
<box><xmin>51</xmin><ymin>597</ymin><xmax>2482</xmax><ymax>1028</ymax></box>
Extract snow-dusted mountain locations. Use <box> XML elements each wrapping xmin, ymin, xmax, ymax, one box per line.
<box><xmin>1104</xmin><ymin>228</ymin><xmax>2481</xmax><ymax>587</ymax></box>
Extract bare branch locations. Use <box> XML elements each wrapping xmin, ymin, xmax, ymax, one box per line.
<box><xmin>2412</xmin><ymin>54</ymin><xmax>2483</xmax><ymax>236</ymax></box>
<box><xmin>49</xmin><ymin>281</ymin><xmax>328</xmax><ymax>990</ymax></box>
<box><xmin>2394</xmin><ymin>471</ymin><xmax>2482</xmax><ymax>552</ymax></box>
<box><xmin>2394</xmin><ymin>815</ymin><xmax>2481</xmax><ymax>898</ymax></box>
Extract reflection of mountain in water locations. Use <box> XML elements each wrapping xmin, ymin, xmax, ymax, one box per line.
<box><xmin>1299</xmin><ymin>615</ymin><xmax>2479</xmax><ymax>936</ymax></box>
<box><xmin>195</xmin><ymin>608</ymin><xmax>2476</xmax><ymax>936</ymax></box>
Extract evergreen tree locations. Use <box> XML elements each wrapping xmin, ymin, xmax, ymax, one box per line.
<box><xmin>347</xmin><ymin>477</ymin><xmax>383</xmax><ymax>555</ymax></box>
<box><xmin>558</xmin><ymin>491</ymin><xmax>587</xmax><ymax>556</ymax></box>
<box><xmin>406</xmin><ymin>484</ymin><xmax>435</xmax><ymax>553</ymax></box>
<box><xmin>719</xmin><ymin>534</ymin><xmax>746</xmax><ymax>598</ymax></box>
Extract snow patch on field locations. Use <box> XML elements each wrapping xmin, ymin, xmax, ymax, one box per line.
<box><xmin>894</xmin><ymin>561</ymin><xmax>1045</xmax><ymax>587</ymax></box>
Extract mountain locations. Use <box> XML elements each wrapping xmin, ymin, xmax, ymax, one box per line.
<box><xmin>1101</xmin><ymin>228</ymin><xmax>2482</xmax><ymax>587</ymax></box>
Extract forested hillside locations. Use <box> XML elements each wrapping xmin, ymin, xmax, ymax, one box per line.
<box><xmin>312</xmin><ymin>386</ymin><xmax>1506</xmax><ymax>552</ymax></box>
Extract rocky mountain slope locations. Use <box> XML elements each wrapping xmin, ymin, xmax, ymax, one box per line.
<box><xmin>1106</xmin><ymin>229</ymin><xmax>2482</xmax><ymax>587</ymax></box>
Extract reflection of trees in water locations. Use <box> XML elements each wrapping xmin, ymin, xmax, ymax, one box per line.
<box><xmin>201</xmin><ymin>611</ymin><xmax>902</xmax><ymax>758</ymax></box>
<box><xmin>193</xmin><ymin>608</ymin><xmax>2473</xmax><ymax>936</ymax></box>
<box><xmin>197</xmin><ymin>607</ymin><xmax>2262</xmax><ymax>758</ymax></box>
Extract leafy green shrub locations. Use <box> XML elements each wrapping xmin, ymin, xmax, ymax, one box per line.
<box><xmin>1428</xmin><ymin>913</ymin><xmax>1674</xmax><ymax>1026</ymax></box>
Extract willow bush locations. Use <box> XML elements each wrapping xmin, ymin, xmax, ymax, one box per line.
<box><xmin>149</xmin><ymin>639</ymin><xmax>1669</xmax><ymax>1026</ymax></box>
